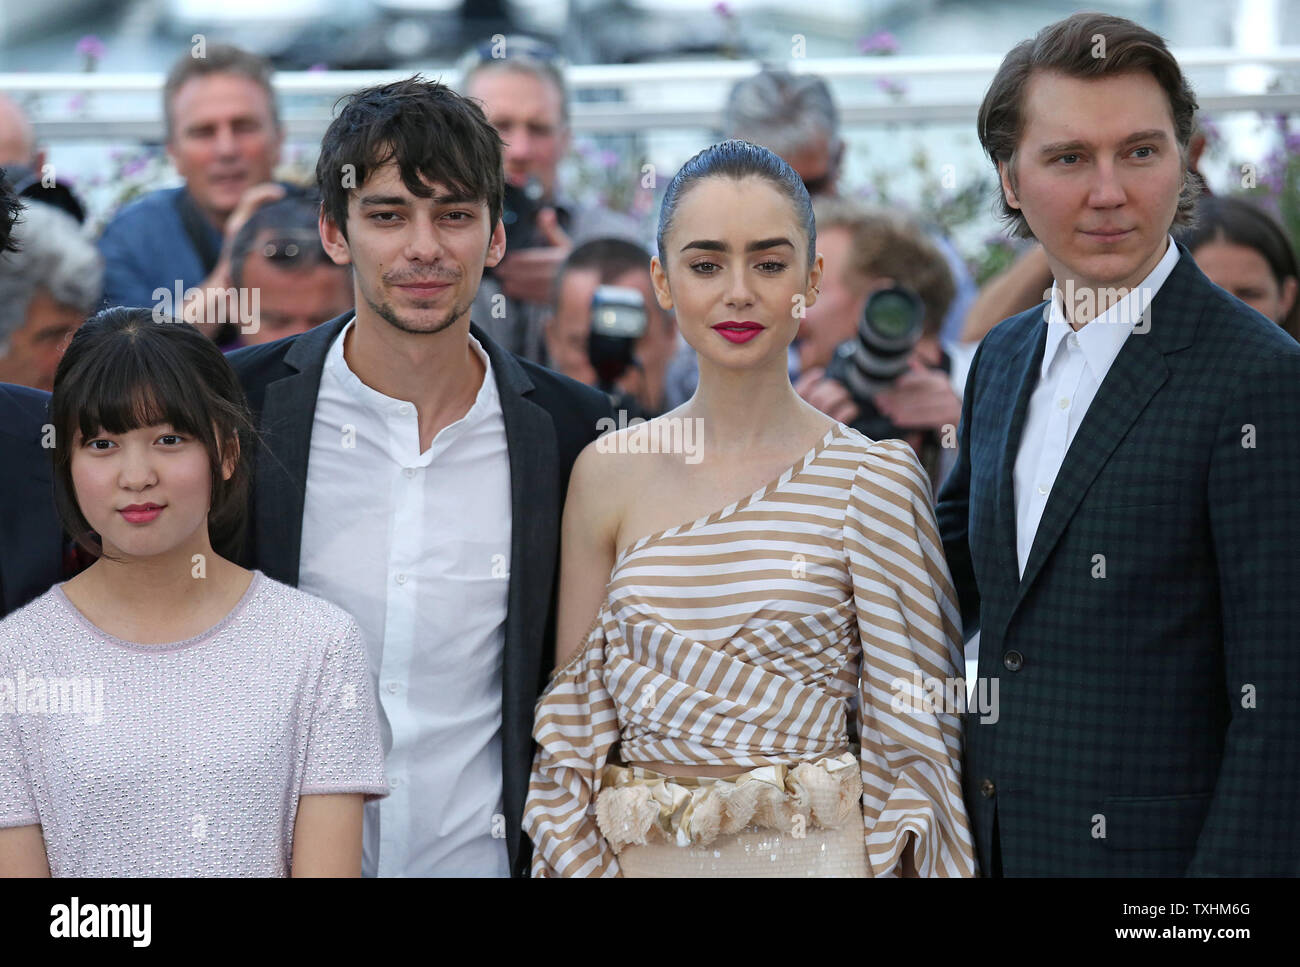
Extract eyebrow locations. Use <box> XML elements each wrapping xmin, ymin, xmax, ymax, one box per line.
<box><xmin>1038</xmin><ymin>130</ymin><xmax>1169</xmax><ymax>156</ymax></box>
<box><xmin>357</xmin><ymin>191</ymin><xmax>479</xmax><ymax>207</ymax></box>
<box><xmin>679</xmin><ymin>237</ymin><xmax>796</xmax><ymax>254</ymax></box>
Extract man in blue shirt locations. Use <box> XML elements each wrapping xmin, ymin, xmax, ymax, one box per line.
<box><xmin>97</xmin><ymin>44</ymin><xmax>283</xmax><ymax>331</ymax></box>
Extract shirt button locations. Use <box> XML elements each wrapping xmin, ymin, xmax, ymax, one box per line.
<box><xmin>403</xmin><ymin>468</ymin><xmax>415</xmax><ymax>478</ymax></box>
<box><xmin>396</xmin><ymin>573</ymin><xmax>407</xmax><ymax>585</ymax></box>
<box><xmin>391</xmin><ymin>776</ymin><xmax>402</xmax><ymax>788</ymax></box>
<box><xmin>1057</xmin><ymin>396</ymin><xmax>1069</xmax><ymax>409</ymax></box>
<box><xmin>1003</xmin><ymin>650</ymin><xmax>1024</xmax><ymax>672</ymax></box>
<box><xmin>1037</xmin><ymin>483</ymin><xmax>1049</xmax><ymax>496</ymax></box>
<box><xmin>398</xmin><ymin>404</ymin><xmax>412</xmax><ymax>416</ymax></box>
<box><xmin>385</xmin><ymin>682</ymin><xmax>399</xmax><ymax>694</ymax></box>
<box><xmin>980</xmin><ymin>779</ymin><xmax>996</xmax><ymax>799</ymax></box>
<box><xmin>1068</xmin><ymin>333</ymin><xmax>1079</xmax><ymax>348</ymax></box>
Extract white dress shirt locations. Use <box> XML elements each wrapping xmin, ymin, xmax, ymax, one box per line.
<box><xmin>298</xmin><ymin>319</ymin><xmax>513</xmax><ymax>876</ymax></box>
<box><xmin>1012</xmin><ymin>237</ymin><xmax>1180</xmax><ymax>577</ymax></box>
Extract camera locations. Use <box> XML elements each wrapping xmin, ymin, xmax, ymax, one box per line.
<box><xmin>823</xmin><ymin>284</ymin><xmax>926</xmax><ymax>441</ymax></box>
<box><xmin>587</xmin><ymin>285</ymin><xmax>649</xmax><ymax>418</ymax></box>
<box><xmin>500</xmin><ymin>177</ymin><xmax>546</xmax><ymax>252</ymax></box>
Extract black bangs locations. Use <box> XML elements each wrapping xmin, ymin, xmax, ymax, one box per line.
<box><xmin>62</xmin><ymin>330</ymin><xmax>213</xmax><ymax>448</ymax></box>
<box><xmin>50</xmin><ymin>306</ymin><xmax>256</xmax><ymax>561</ymax></box>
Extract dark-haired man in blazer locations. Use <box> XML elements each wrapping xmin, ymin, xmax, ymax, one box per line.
<box><xmin>228</xmin><ymin>77</ymin><xmax>611</xmax><ymax>877</ymax></box>
<box><xmin>938</xmin><ymin>13</ymin><xmax>1300</xmax><ymax>875</ymax></box>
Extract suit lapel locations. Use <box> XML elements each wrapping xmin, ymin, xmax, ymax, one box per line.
<box><xmin>1009</xmin><ymin>248</ymin><xmax>1203</xmax><ymax>614</ymax></box>
<box><xmin>472</xmin><ymin>324</ymin><xmax>559</xmax><ymax>873</ymax></box>
<box><xmin>253</xmin><ymin>315</ymin><xmax>348</xmax><ymax>586</ymax></box>
<box><xmin>996</xmin><ymin>318</ymin><xmax>1048</xmax><ymax>595</ymax></box>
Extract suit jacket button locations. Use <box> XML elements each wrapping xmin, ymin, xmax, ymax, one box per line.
<box><xmin>980</xmin><ymin>779</ymin><xmax>996</xmax><ymax>798</ymax></box>
<box><xmin>1003</xmin><ymin>650</ymin><xmax>1023</xmax><ymax>672</ymax></box>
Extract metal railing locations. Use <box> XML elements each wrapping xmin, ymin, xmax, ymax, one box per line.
<box><xmin>5</xmin><ymin>48</ymin><xmax>1300</xmax><ymax>141</ymax></box>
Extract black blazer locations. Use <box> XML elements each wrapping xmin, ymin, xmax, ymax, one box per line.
<box><xmin>226</xmin><ymin>314</ymin><xmax>613</xmax><ymax>876</ymax></box>
<box><xmin>937</xmin><ymin>245</ymin><xmax>1300</xmax><ymax>875</ymax></box>
<box><xmin>0</xmin><ymin>383</ymin><xmax>63</xmax><ymax>617</ymax></box>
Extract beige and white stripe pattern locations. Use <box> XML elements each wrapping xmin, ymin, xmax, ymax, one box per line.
<box><xmin>524</xmin><ymin>426</ymin><xmax>976</xmax><ymax>877</ymax></box>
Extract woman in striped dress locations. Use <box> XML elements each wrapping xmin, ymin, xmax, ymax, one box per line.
<box><xmin>523</xmin><ymin>140</ymin><xmax>976</xmax><ymax>877</ymax></box>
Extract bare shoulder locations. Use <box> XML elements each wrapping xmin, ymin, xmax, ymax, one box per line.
<box><xmin>569</xmin><ymin>413</ymin><xmax>696</xmax><ymax>528</ymax></box>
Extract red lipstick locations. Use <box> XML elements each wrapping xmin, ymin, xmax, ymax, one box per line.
<box><xmin>712</xmin><ymin>321</ymin><xmax>764</xmax><ymax>344</ymax></box>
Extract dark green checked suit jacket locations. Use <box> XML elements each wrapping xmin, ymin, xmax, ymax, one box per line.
<box><xmin>937</xmin><ymin>242</ymin><xmax>1300</xmax><ymax>876</ymax></box>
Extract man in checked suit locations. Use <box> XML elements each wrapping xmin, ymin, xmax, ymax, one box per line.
<box><xmin>937</xmin><ymin>12</ymin><xmax>1300</xmax><ymax>875</ymax></box>
<box><xmin>228</xmin><ymin>78</ymin><xmax>611</xmax><ymax>876</ymax></box>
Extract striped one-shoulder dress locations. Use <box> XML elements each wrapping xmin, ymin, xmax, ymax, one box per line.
<box><xmin>524</xmin><ymin>425</ymin><xmax>977</xmax><ymax>877</ymax></box>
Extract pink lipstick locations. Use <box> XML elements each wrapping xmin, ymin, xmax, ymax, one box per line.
<box><xmin>712</xmin><ymin>321</ymin><xmax>764</xmax><ymax>344</ymax></box>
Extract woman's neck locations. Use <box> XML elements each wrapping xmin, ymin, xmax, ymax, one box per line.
<box><xmin>69</xmin><ymin>538</ymin><xmax>245</xmax><ymax>616</ymax></box>
<box><xmin>684</xmin><ymin>350</ymin><xmax>829</xmax><ymax>455</ymax></box>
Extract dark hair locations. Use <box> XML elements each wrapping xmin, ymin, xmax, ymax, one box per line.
<box><xmin>229</xmin><ymin>189</ymin><xmax>335</xmax><ymax>288</ymax></box>
<box><xmin>656</xmin><ymin>139</ymin><xmax>815</xmax><ymax>273</ymax></box>
<box><xmin>977</xmin><ymin>12</ymin><xmax>1200</xmax><ymax>239</ymax></box>
<box><xmin>163</xmin><ymin>43</ymin><xmax>280</xmax><ymax>143</ymax></box>
<box><xmin>51</xmin><ymin>307</ymin><xmax>255</xmax><ymax>561</ymax></box>
<box><xmin>1178</xmin><ymin>194</ymin><xmax>1300</xmax><ymax>338</ymax></box>
<box><xmin>315</xmin><ymin>76</ymin><xmax>505</xmax><ymax>241</ymax></box>
<box><xmin>553</xmin><ymin>236</ymin><xmax>670</xmax><ymax>331</ymax></box>
<box><xmin>0</xmin><ymin>172</ymin><xmax>21</xmax><ymax>253</ymax></box>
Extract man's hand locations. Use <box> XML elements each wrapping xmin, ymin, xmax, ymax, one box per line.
<box><xmin>794</xmin><ymin>366</ymin><xmax>860</xmax><ymax>424</ymax></box>
<box><xmin>182</xmin><ymin>182</ymin><xmax>286</xmax><ymax>337</ymax></box>
<box><xmin>494</xmin><ymin>207</ymin><xmax>572</xmax><ymax>304</ymax></box>
<box><xmin>874</xmin><ymin>356</ymin><xmax>961</xmax><ymax>431</ymax></box>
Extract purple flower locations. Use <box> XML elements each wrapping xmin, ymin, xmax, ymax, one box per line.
<box><xmin>597</xmin><ymin>149</ymin><xmax>619</xmax><ymax>170</ymax></box>
<box><xmin>858</xmin><ymin>30</ymin><xmax>898</xmax><ymax>55</ymax></box>
<box><xmin>712</xmin><ymin>1</ymin><xmax>733</xmax><ymax>18</ymax></box>
<box><xmin>66</xmin><ymin>93</ymin><xmax>86</xmax><ymax>113</ymax></box>
<box><xmin>122</xmin><ymin>157</ymin><xmax>149</xmax><ymax>178</ymax></box>
<box><xmin>307</xmin><ymin>63</ymin><xmax>328</xmax><ymax>73</ymax></box>
<box><xmin>76</xmin><ymin>35</ymin><xmax>105</xmax><ymax>59</ymax></box>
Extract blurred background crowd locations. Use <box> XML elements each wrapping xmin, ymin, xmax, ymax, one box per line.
<box><xmin>1</xmin><ymin>0</ymin><xmax>1298</xmax><ymax>495</ymax></box>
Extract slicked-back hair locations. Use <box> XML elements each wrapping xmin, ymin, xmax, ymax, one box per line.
<box><xmin>51</xmin><ymin>307</ymin><xmax>256</xmax><ymax>561</ymax></box>
<box><xmin>978</xmin><ymin>12</ymin><xmax>1200</xmax><ymax>239</ymax></box>
<box><xmin>656</xmin><ymin>139</ymin><xmax>816</xmax><ymax>274</ymax></box>
<box><xmin>163</xmin><ymin>43</ymin><xmax>280</xmax><ymax>143</ymax></box>
<box><xmin>315</xmin><ymin>76</ymin><xmax>505</xmax><ymax>241</ymax></box>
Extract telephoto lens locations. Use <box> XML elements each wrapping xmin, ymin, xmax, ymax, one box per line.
<box><xmin>829</xmin><ymin>285</ymin><xmax>926</xmax><ymax>403</ymax></box>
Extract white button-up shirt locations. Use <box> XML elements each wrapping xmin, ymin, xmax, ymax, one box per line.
<box><xmin>1013</xmin><ymin>238</ymin><xmax>1179</xmax><ymax>577</ymax></box>
<box><xmin>298</xmin><ymin>319</ymin><xmax>513</xmax><ymax>876</ymax></box>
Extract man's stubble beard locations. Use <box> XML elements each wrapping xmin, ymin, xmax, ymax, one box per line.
<box><xmin>365</xmin><ymin>289</ymin><xmax>475</xmax><ymax>336</ymax></box>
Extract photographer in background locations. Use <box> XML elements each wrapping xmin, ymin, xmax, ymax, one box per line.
<box><xmin>460</xmin><ymin>35</ymin><xmax>642</xmax><ymax>365</ymax></box>
<box><xmin>226</xmin><ymin>190</ymin><xmax>353</xmax><ymax>347</ymax></box>
<box><xmin>794</xmin><ymin>198</ymin><xmax>961</xmax><ymax>488</ymax></box>
<box><xmin>544</xmin><ymin>237</ymin><xmax>676</xmax><ymax>419</ymax></box>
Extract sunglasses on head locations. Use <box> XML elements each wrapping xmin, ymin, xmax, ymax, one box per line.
<box><xmin>259</xmin><ymin>230</ymin><xmax>326</xmax><ymax>265</ymax></box>
<box><xmin>469</xmin><ymin>35</ymin><xmax>566</xmax><ymax>69</ymax></box>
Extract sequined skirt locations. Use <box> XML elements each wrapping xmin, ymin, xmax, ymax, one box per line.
<box><xmin>595</xmin><ymin>753</ymin><xmax>868</xmax><ymax>878</ymax></box>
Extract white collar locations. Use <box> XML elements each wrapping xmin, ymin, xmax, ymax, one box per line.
<box><xmin>1042</xmin><ymin>235</ymin><xmax>1180</xmax><ymax>380</ymax></box>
